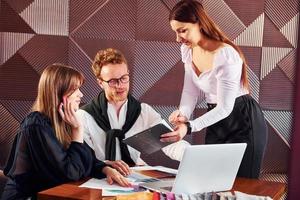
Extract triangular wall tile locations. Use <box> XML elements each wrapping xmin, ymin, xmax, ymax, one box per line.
<box><xmin>203</xmin><ymin>0</ymin><xmax>246</xmax><ymax>40</ymax></box>
<box><xmin>18</xmin><ymin>35</ymin><xmax>69</xmax><ymax>74</ymax></box>
<box><xmin>277</xmin><ymin>49</ymin><xmax>297</xmax><ymax>84</ymax></box>
<box><xmin>20</xmin><ymin>0</ymin><xmax>69</xmax><ymax>36</ymax></box>
<box><xmin>69</xmin><ymin>0</ymin><xmax>108</xmax><ymax>33</ymax></box>
<box><xmin>5</xmin><ymin>0</ymin><xmax>34</xmax><ymax>14</ymax></box>
<box><xmin>1</xmin><ymin>32</ymin><xmax>34</xmax><ymax>63</ymax></box>
<box><xmin>140</xmin><ymin>61</ymin><xmax>184</xmax><ymax>106</ymax></box>
<box><xmin>224</xmin><ymin>0</ymin><xmax>264</xmax><ymax>27</ymax></box>
<box><xmin>234</xmin><ymin>13</ymin><xmax>264</xmax><ymax>47</ymax></box>
<box><xmin>263</xmin><ymin>110</ymin><xmax>293</xmax><ymax>146</ymax></box>
<box><xmin>260</xmin><ymin>47</ymin><xmax>292</xmax><ymax>80</ymax></box>
<box><xmin>0</xmin><ymin>0</ymin><xmax>34</xmax><ymax>33</ymax></box>
<box><xmin>72</xmin><ymin>0</ymin><xmax>136</xmax><ymax>40</ymax></box>
<box><xmin>280</xmin><ymin>13</ymin><xmax>299</xmax><ymax>48</ymax></box>
<box><xmin>132</xmin><ymin>41</ymin><xmax>181</xmax><ymax>99</ymax></box>
<box><xmin>263</xmin><ymin>15</ymin><xmax>293</xmax><ymax>48</ymax></box>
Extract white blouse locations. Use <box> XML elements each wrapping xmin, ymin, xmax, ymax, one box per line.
<box><xmin>179</xmin><ymin>44</ymin><xmax>249</xmax><ymax>132</ymax></box>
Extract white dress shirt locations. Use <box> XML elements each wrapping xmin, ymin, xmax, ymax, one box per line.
<box><xmin>77</xmin><ymin>101</ymin><xmax>189</xmax><ymax>165</ymax></box>
<box><xmin>179</xmin><ymin>44</ymin><xmax>249</xmax><ymax>132</ymax></box>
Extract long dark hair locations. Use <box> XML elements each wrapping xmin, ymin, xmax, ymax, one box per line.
<box><xmin>169</xmin><ymin>0</ymin><xmax>249</xmax><ymax>90</ymax></box>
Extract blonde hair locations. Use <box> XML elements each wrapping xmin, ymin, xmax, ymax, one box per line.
<box><xmin>92</xmin><ymin>48</ymin><xmax>127</xmax><ymax>79</ymax></box>
<box><xmin>32</xmin><ymin>63</ymin><xmax>85</xmax><ymax>148</ymax></box>
<box><xmin>169</xmin><ymin>0</ymin><xmax>249</xmax><ymax>90</ymax></box>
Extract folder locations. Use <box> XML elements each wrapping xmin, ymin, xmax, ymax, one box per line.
<box><xmin>123</xmin><ymin>123</ymin><xmax>172</xmax><ymax>155</ymax></box>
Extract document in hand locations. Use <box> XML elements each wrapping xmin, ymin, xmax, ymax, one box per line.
<box><xmin>123</xmin><ymin>123</ymin><xmax>172</xmax><ymax>155</ymax></box>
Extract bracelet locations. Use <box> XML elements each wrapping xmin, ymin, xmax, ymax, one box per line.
<box><xmin>184</xmin><ymin>121</ymin><xmax>192</xmax><ymax>135</ymax></box>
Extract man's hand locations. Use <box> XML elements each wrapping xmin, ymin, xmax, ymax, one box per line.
<box><xmin>102</xmin><ymin>166</ymin><xmax>131</xmax><ymax>187</ymax></box>
<box><xmin>160</xmin><ymin>123</ymin><xmax>188</xmax><ymax>143</ymax></box>
<box><xmin>105</xmin><ymin>160</ymin><xmax>131</xmax><ymax>176</ymax></box>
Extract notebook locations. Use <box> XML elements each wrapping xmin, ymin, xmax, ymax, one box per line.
<box><xmin>123</xmin><ymin>122</ymin><xmax>172</xmax><ymax>155</ymax></box>
<box><xmin>139</xmin><ymin>143</ymin><xmax>247</xmax><ymax>194</ymax></box>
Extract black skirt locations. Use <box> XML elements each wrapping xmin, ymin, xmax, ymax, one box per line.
<box><xmin>205</xmin><ymin>94</ymin><xmax>268</xmax><ymax>178</ymax></box>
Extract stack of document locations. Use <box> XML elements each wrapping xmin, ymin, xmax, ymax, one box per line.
<box><xmin>79</xmin><ymin>166</ymin><xmax>177</xmax><ymax>196</ymax></box>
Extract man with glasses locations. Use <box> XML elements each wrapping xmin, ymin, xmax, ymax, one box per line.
<box><xmin>77</xmin><ymin>48</ymin><xmax>189</xmax><ymax>176</ymax></box>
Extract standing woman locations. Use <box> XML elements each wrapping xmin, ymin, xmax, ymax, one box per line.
<box><xmin>1</xmin><ymin>64</ymin><xmax>130</xmax><ymax>200</ymax></box>
<box><xmin>161</xmin><ymin>0</ymin><xmax>267</xmax><ymax>178</ymax></box>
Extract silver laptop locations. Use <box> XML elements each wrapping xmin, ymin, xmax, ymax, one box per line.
<box><xmin>140</xmin><ymin>143</ymin><xmax>247</xmax><ymax>194</ymax></box>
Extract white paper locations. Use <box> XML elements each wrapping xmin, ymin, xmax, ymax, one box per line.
<box><xmin>79</xmin><ymin>178</ymin><xmax>134</xmax><ymax>191</ymax></box>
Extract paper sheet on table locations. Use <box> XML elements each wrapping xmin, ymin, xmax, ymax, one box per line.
<box><xmin>131</xmin><ymin>165</ymin><xmax>178</xmax><ymax>175</ymax></box>
<box><xmin>79</xmin><ymin>178</ymin><xmax>134</xmax><ymax>191</ymax></box>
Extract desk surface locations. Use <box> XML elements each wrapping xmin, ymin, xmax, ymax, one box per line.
<box><xmin>38</xmin><ymin>177</ymin><xmax>286</xmax><ymax>200</ymax></box>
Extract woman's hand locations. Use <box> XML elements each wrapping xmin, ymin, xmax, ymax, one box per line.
<box><xmin>168</xmin><ymin>110</ymin><xmax>188</xmax><ymax>125</ymax></box>
<box><xmin>105</xmin><ymin>160</ymin><xmax>131</xmax><ymax>176</ymax></box>
<box><xmin>102</xmin><ymin>166</ymin><xmax>131</xmax><ymax>187</ymax></box>
<box><xmin>58</xmin><ymin>97</ymin><xmax>83</xmax><ymax>143</ymax></box>
<box><xmin>160</xmin><ymin>123</ymin><xmax>188</xmax><ymax>143</ymax></box>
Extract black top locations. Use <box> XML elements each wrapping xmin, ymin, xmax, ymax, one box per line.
<box><xmin>2</xmin><ymin>111</ymin><xmax>107</xmax><ymax>200</ymax></box>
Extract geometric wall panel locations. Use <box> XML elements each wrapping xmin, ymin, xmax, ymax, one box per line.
<box><xmin>140</xmin><ymin>61</ymin><xmax>184</xmax><ymax>106</ymax></box>
<box><xmin>224</xmin><ymin>0</ymin><xmax>264</xmax><ymax>27</ymax></box>
<box><xmin>18</xmin><ymin>35</ymin><xmax>69</xmax><ymax>74</ymax></box>
<box><xmin>260</xmin><ymin>124</ymin><xmax>290</xmax><ymax>174</ymax></box>
<box><xmin>1</xmin><ymin>32</ymin><xmax>34</xmax><ymax>64</ymax></box>
<box><xmin>260</xmin><ymin>67</ymin><xmax>294</xmax><ymax>111</ymax></box>
<box><xmin>0</xmin><ymin>100</ymin><xmax>34</xmax><ymax>123</ymax></box>
<box><xmin>203</xmin><ymin>0</ymin><xmax>246</xmax><ymax>40</ymax></box>
<box><xmin>0</xmin><ymin>53</ymin><xmax>39</xmax><ymax>100</ymax></box>
<box><xmin>234</xmin><ymin>13</ymin><xmax>264</xmax><ymax>47</ymax></box>
<box><xmin>265</xmin><ymin>0</ymin><xmax>300</xmax><ymax>29</ymax></box>
<box><xmin>132</xmin><ymin>41</ymin><xmax>181</xmax><ymax>99</ymax></box>
<box><xmin>263</xmin><ymin>15</ymin><xmax>294</xmax><ymax>48</ymax></box>
<box><xmin>247</xmin><ymin>67</ymin><xmax>260</xmax><ymax>103</ymax></box>
<box><xmin>68</xmin><ymin>39</ymin><xmax>98</xmax><ymax>104</ymax></box>
<box><xmin>278</xmin><ymin>49</ymin><xmax>297</xmax><ymax>83</ymax></box>
<box><xmin>136</xmin><ymin>0</ymin><xmax>174</xmax><ymax>42</ymax></box>
<box><xmin>0</xmin><ymin>0</ymin><xmax>35</xmax><ymax>33</ymax></box>
<box><xmin>263</xmin><ymin>110</ymin><xmax>293</xmax><ymax>145</ymax></box>
<box><xmin>20</xmin><ymin>0</ymin><xmax>69</xmax><ymax>36</ymax></box>
<box><xmin>69</xmin><ymin>0</ymin><xmax>108</xmax><ymax>33</ymax></box>
<box><xmin>280</xmin><ymin>13</ymin><xmax>299</xmax><ymax>48</ymax></box>
<box><xmin>5</xmin><ymin>0</ymin><xmax>34</xmax><ymax>14</ymax></box>
<box><xmin>72</xmin><ymin>0</ymin><xmax>136</xmax><ymax>40</ymax></box>
<box><xmin>0</xmin><ymin>103</ymin><xmax>20</xmax><ymax>168</ymax></box>
<box><xmin>260</xmin><ymin>47</ymin><xmax>292</xmax><ymax>80</ymax></box>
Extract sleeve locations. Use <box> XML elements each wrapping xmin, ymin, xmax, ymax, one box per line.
<box><xmin>178</xmin><ymin>45</ymin><xmax>199</xmax><ymax>119</ymax></box>
<box><xmin>26</xmin><ymin>124</ymin><xmax>95</xmax><ymax>181</ymax></box>
<box><xmin>190</xmin><ymin>48</ymin><xmax>243</xmax><ymax>132</ymax></box>
<box><xmin>77</xmin><ymin>110</ymin><xmax>96</xmax><ymax>151</ymax></box>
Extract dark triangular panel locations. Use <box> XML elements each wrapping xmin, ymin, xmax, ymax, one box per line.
<box><xmin>240</xmin><ymin>46</ymin><xmax>262</xmax><ymax>78</ymax></box>
<box><xmin>0</xmin><ymin>100</ymin><xmax>34</xmax><ymax>122</ymax></box>
<box><xmin>72</xmin><ymin>0</ymin><xmax>136</xmax><ymax>40</ymax></box>
<box><xmin>0</xmin><ymin>53</ymin><xmax>39</xmax><ymax>100</ymax></box>
<box><xmin>69</xmin><ymin>0</ymin><xmax>108</xmax><ymax>33</ymax></box>
<box><xmin>260</xmin><ymin>124</ymin><xmax>290</xmax><ymax>173</ymax></box>
<box><xmin>0</xmin><ymin>0</ymin><xmax>34</xmax><ymax>33</ymax></box>
<box><xmin>263</xmin><ymin>15</ymin><xmax>293</xmax><ymax>48</ymax></box>
<box><xmin>18</xmin><ymin>35</ymin><xmax>69</xmax><ymax>74</ymax></box>
<box><xmin>224</xmin><ymin>0</ymin><xmax>264</xmax><ymax>27</ymax></box>
<box><xmin>259</xmin><ymin>67</ymin><xmax>294</xmax><ymax>110</ymax></box>
<box><xmin>140</xmin><ymin>61</ymin><xmax>184</xmax><ymax>106</ymax></box>
<box><xmin>5</xmin><ymin>0</ymin><xmax>34</xmax><ymax>13</ymax></box>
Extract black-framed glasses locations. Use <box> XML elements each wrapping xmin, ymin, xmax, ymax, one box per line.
<box><xmin>101</xmin><ymin>74</ymin><xmax>130</xmax><ymax>87</ymax></box>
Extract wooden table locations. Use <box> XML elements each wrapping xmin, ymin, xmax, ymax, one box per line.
<box><xmin>38</xmin><ymin>177</ymin><xmax>286</xmax><ymax>200</ymax></box>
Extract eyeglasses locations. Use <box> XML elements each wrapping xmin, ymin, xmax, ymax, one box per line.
<box><xmin>101</xmin><ymin>74</ymin><xmax>130</xmax><ymax>87</ymax></box>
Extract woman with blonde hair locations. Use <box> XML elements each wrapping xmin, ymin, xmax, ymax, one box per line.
<box><xmin>1</xmin><ymin>63</ymin><xmax>130</xmax><ymax>200</ymax></box>
<box><xmin>161</xmin><ymin>0</ymin><xmax>268</xmax><ymax>178</ymax></box>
